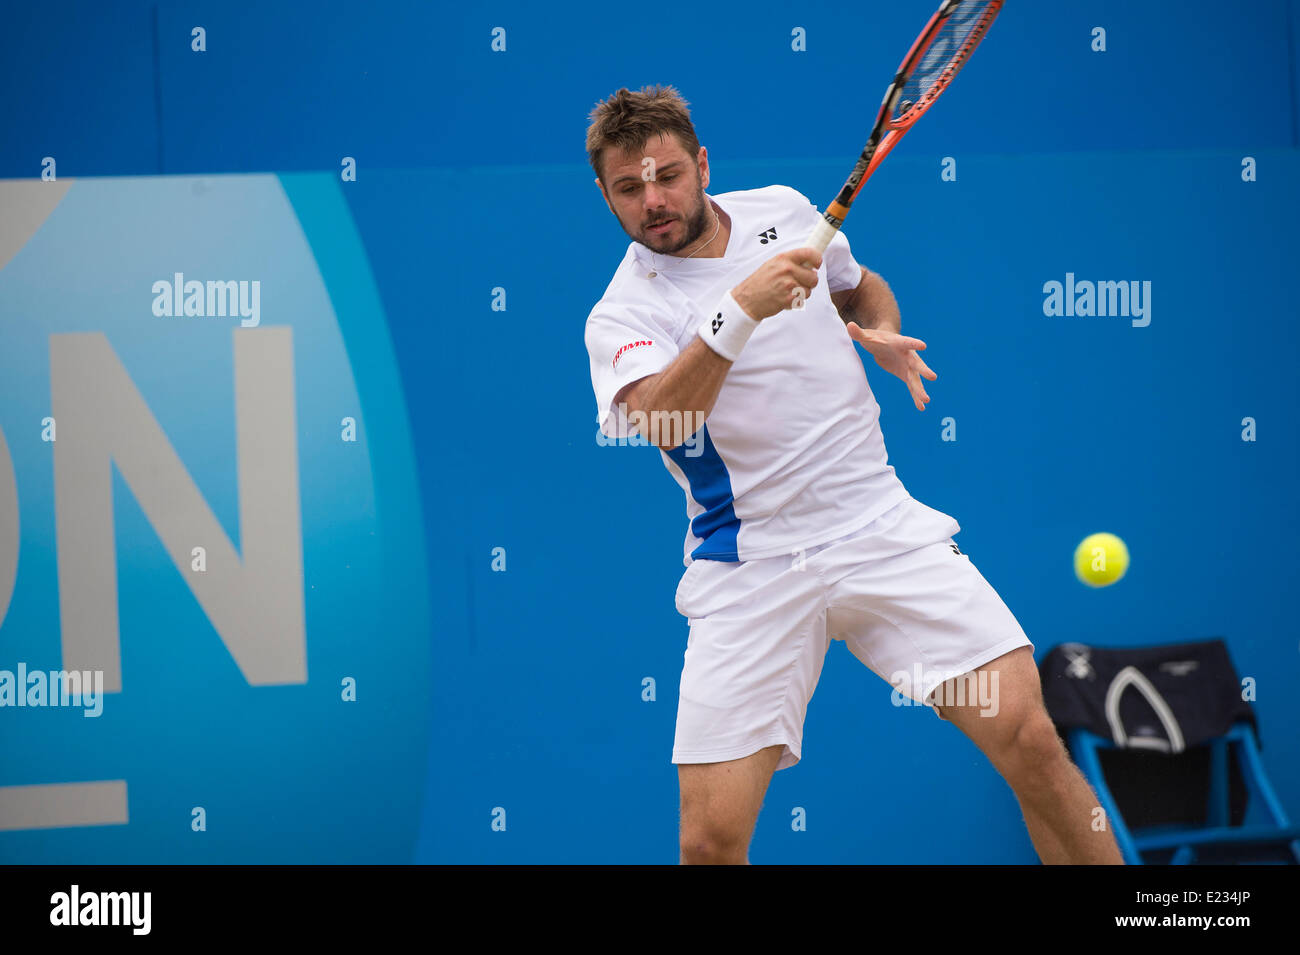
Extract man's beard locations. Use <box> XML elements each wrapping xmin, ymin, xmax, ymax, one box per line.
<box><xmin>639</xmin><ymin>191</ymin><xmax>712</xmax><ymax>255</ymax></box>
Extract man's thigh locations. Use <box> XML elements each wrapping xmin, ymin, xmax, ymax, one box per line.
<box><xmin>931</xmin><ymin>645</ymin><xmax>1054</xmax><ymax>761</ymax></box>
<box><xmin>678</xmin><ymin>744</ymin><xmax>784</xmax><ymax>860</ymax></box>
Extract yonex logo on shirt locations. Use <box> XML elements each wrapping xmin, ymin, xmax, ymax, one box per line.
<box><xmin>612</xmin><ymin>339</ymin><xmax>653</xmax><ymax>370</ymax></box>
<box><xmin>757</xmin><ymin>227</ymin><xmax>778</xmax><ymax>244</ymax></box>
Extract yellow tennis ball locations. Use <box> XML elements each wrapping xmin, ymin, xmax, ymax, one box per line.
<box><xmin>1074</xmin><ymin>532</ymin><xmax>1129</xmax><ymax>587</ymax></box>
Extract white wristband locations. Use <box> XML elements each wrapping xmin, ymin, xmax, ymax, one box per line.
<box><xmin>698</xmin><ymin>291</ymin><xmax>760</xmax><ymax>361</ymax></box>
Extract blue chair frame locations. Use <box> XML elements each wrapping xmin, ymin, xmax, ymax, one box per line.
<box><xmin>1068</xmin><ymin>722</ymin><xmax>1300</xmax><ymax>865</ymax></box>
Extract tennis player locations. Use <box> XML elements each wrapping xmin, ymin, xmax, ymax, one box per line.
<box><xmin>583</xmin><ymin>85</ymin><xmax>1122</xmax><ymax>865</ymax></box>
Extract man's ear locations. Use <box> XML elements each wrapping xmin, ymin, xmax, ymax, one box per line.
<box><xmin>697</xmin><ymin>146</ymin><xmax>710</xmax><ymax>190</ymax></box>
<box><xmin>595</xmin><ymin>177</ymin><xmax>614</xmax><ymax>214</ymax></box>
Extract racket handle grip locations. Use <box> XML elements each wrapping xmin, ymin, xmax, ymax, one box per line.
<box><xmin>805</xmin><ymin>217</ymin><xmax>840</xmax><ymax>255</ymax></box>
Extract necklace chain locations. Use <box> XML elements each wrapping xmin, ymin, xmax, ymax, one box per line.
<box><xmin>648</xmin><ymin>208</ymin><xmax>721</xmax><ymax>278</ymax></box>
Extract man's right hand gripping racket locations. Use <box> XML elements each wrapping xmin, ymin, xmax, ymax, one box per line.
<box><xmin>806</xmin><ymin>0</ymin><xmax>1004</xmax><ymax>254</ymax></box>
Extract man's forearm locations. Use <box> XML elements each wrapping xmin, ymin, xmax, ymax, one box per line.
<box><xmin>838</xmin><ymin>271</ymin><xmax>901</xmax><ymax>334</ymax></box>
<box><xmin>624</xmin><ymin>336</ymin><xmax>732</xmax><ymax>450</ymax></box>
<box><xmin>858</xmin><ymin>274</ymin><xmax>901</xmax><ymax>334</ymax></box>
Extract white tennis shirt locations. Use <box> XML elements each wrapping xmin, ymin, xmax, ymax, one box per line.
<box><xmin>585</xmin><ymin>184</ymin><xmax>910</xmax><ymax>566</ymax></box>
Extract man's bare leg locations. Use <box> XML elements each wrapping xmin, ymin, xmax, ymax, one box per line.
<box><xmin>933</xmin><ymin>646</ymin><xmax>1124</xmax><ymax>864</ymax></box>
<box><xmin>678</xmin><ymin>744</ymin><xmax>784</xmax><ymax>864</ymax></box>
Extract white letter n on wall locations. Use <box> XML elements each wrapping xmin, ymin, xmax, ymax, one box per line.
<box><xmin>50</xmin><ymin>329</ymin><xmax>306</xmax><ymax>691</ymax></box>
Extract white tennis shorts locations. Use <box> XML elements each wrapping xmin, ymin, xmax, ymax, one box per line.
<box><xmin>671</xmin><ymin>497</ymin><xmax>1034</xmax><ymax>771</ymax></box>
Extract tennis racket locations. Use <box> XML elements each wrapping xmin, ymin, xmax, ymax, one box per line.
<box><xmin>806</xmin><ymin>0</ymin><xmax>1003</xmax><ymax>253</ymax></box>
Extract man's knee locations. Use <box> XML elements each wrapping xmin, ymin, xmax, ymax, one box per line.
<box><xmin>680</xmin><ymin>822</ymin><xmax>749</xmax><ymax>865</ymax></box>
<box><xmin>1004</xmin><ymin>709</ymin><xmax>1072</xmax><ymax>788</ymax></box>
<box><xmin>679</xmin><ymin>791</ymin><xmax>756</xmax><ymax>864</ymax></box>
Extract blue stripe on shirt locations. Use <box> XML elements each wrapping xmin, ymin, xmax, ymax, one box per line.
<box><xmin>665</xmin><ymin>423</ymin><xmax>741</xmax><ymax>561</ymax></box>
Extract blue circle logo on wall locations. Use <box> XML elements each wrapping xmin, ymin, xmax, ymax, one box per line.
<box><xmin>0</xmin><ymin>174</ymin><xmax>431</xmax><ymax>862</ymax></box>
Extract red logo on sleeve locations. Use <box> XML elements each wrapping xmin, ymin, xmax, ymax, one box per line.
<box><xmin>612</xmin><ymin>340</ymin><xmax>653</xmax><ymax>370</ymax></box>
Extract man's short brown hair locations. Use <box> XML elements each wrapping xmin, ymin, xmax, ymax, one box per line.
<box><xmin>586</xmin><ymin>85</ymin><xmax>701</xmax><ymax>184</ymax></box>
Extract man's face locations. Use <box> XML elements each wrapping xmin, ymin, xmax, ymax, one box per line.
<box><xmin>597</xmin><ymin>133</ymin><xmax>712</xmax><ymax>255</ymax></box>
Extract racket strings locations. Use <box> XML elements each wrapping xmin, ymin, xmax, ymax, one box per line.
<box><xmin>894</xmin><ymin>0</ymin><xmax>998</xmax><ymax>124</ymax></box>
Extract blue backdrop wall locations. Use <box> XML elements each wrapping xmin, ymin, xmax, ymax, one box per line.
<box><xmin>1</xmin><ymin>0</ymin><xmax>1297</xmax><ymax>863</ymax></box>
